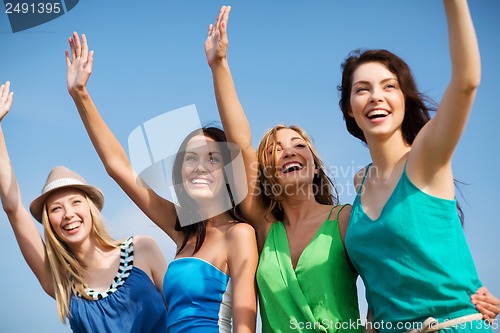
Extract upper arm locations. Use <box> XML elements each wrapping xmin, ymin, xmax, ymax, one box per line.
<box><xmin>409</xmin><ymin>0</ymin><xmax>480</xmax><ymax>180</ymax></box>
<box><xmin>237</xmin><ymin>147</ymin><xmax>273</xmax><ymax>232</ymax></box>
<box><xmin>6</xmin><ymin>207</ymin><xmax>54</xmax><ymax>297</ymax></box>
<box><xmin>133</xmin><ymin>235</ymin><xmax>168</xmax><ymax>295</ymax></box>
<box><xmin>226</xmin><ymin>223</ymin><xmax>258</xmax><ymax>333</ymax></box>
<box><xmin>108</xmin><ymin>164</ymin><xmax>182</xmax><ymax>245</ymax></box>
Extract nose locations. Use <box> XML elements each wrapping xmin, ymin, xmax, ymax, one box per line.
<box><xmin>63</xmin><ymin>207</ymin><xmax>75</xmax><ymax>220</ymax></box>
<box><xmin>370</xmin><ymin>87</ymin><xmax>384</xmax><ymax>103</ymax></box>
<box><xmin>282</xmin><ymin>146</ymin><xmax>296</xmax><ymax>159</ymax></box>
<box><xmin>194</xmin><ymin>162</ymin><xmax>209</xmax><ymax>173</ymax></box>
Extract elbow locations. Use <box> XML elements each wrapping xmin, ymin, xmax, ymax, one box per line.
<box><xmin>452</xmin><ymin>73</ymin><xmax>481</xmax><ymax>94</ymax></box>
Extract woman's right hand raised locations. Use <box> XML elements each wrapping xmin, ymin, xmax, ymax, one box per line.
<box><xmin>66</xmin><ymin>32</ymin><xmax>94</xmax><ymax>97</ymax></box>
<box><xmin>205</xmin><ymin>5</ymin><xmax>231</xmax><ymax>68</ymax></box>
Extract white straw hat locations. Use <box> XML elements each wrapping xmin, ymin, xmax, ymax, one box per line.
<box><xmin>29</xmin><ymin>166</ymin><xmax>104</xmax><ymax>223</ymax></box>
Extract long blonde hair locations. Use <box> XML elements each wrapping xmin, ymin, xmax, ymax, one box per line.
<box><xmin>256</xmin><ymin>124</ymin><xmax>338</xmax><ymax>221</ymax></box>
<box><xmin>41</xmin><ymin>194</ymin><xmax>121</xmax><ymax>322</ymax></box>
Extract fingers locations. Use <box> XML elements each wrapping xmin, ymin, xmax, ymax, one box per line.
<box><xmin>69</xmin><ymin>36</ymin><xmax>76</xmax><ymax>62</ymax></box>
<box><xmin>0</xmin><ymin>81</ymin><xmax>14</xmax><ymax>114</ymax></box>
<box><xmin>81</xmin><ymin>33</ymin><xmax>89</xmax><ymax>59</ymax></box>
<box><xmin>73</xmin><ymin>31</ymin><xmax>82</xmax><ymax>59</ymax></box>
<box><xmin>65</xmin><ymin>49</ymin><xmax>71</xmax><ymax>67</ymax></box>
<box><xmin>86</xmin><ymin>50</ymin><xmax>94</xmax><ymax>72</ymax></box>
<box><xmin>207</xmin><ymin>23</ymin><xmax>214</xmax><ymax>37</ymax></box>
<box><xmin>221</xmin><ymin>5</ymin><xmax>231</xmax><ymax>31</ymax></box>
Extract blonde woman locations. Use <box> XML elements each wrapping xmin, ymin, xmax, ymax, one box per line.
<box><xmin>0</xmin><ymin>81</ymin><xmax>168</xmax><ymax>332</ymax></box>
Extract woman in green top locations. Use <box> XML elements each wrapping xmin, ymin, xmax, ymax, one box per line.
<box><xmin>204</xmin><ymin>5</ymin><xmax>499</xmax><ymax>333</ymax></box>
<box><xmin>205</xmin><ymin>7</ymin><xmax>361</xmax><ymax>333</ymax></box>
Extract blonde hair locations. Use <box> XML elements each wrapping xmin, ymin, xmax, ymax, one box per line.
<box><xmin>256</xmin><ymin>125</ymin><xmax>338</xmax><ymax>221</ymax></box>
<box><xmin>41</xmin><ymin>193</ymin><xmax>121</xmax><ymax>322</ymax></box>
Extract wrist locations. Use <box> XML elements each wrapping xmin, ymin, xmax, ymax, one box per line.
<box><xmin>69</xmin><ymin>86</ymin><xmax>90</xmax><ymax>100</ymax></box>
<box><xmin>209</xmin><ymin>58</ymin><xmax>230</xmax><ymax>71</ymax></box>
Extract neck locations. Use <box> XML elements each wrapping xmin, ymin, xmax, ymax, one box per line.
<box><xmin>366</xmin><ymin>130</ymin><xmax>411</xmax><ymax>177</ymax></box>
<box><xmin>69</xmin><ymin>237</ymin><xmax>115</xmax><ymax>268</ymax></box>
<box><xmin>281</xmin><ymin>194</ymin><xmax>326</xmax><ymax>229</ymax></box>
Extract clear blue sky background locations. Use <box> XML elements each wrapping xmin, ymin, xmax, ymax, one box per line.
<box><xmin>0</xmin><ymin>1</ymin><xmax>499</xmax><ymax>332</ymax></box>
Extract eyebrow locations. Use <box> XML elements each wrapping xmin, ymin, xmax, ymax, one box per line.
<box><xmin>185</xmin><ymin>150</ymin><xmax>223</xmax><ymax>156</ymax></box>
<box><xmin>353</xmin><ymin>77</ymin><xmax>398</xmax><ymax>86</ymax></box>
<box><xmin>267</xmin><ymin>137</ymin><xmax>305</xmax><ymax>150</ymax></box>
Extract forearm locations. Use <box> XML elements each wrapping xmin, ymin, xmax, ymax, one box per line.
<box><xmin>70</xmin><ymin>89</ymin><xmax>131</xmax><ymax>179</ymax></box>
<box><xmin>445</xmin><ymin>0</ymin><xmax>480</xmax><ymax>91</ymax></box>
<box><xmin>211</xmin><ymin>60</ymin><xmax>253</xmax><ymax>151</ymax></box>
<box><xmin>0</xmin><ymin>125</ymin><xmax>23</xmax><ymax>214</ymax></box>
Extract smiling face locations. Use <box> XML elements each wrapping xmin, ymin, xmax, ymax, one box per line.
<box><xmin>45</xmin><ymin>187</ymin><xmax>93</xmax><ymax>246</ymax></box>
<box><xmin>258</xmin><ymin>127</ymin><xmax>319</xmax><ymax>200</ymax></box>
<box><xmin>181</xmin><ymin>134</ymin><xmax>226</xmax><ymax>202</ymax></box>
<box><xmin>349</xmin><ymin>61</ymin><xmax>406</xmax><ymax>142</ymax></box>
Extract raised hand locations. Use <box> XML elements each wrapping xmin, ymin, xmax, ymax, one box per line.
<box><xmin>66</xmin><ymin>32</ymin><xmax>94</xmax><ymax>96</ymax></box>
<box><xmin>205</xmin><ymin>5</ymin><xmax>231</xmax><ymax>68</ymax></box>
<box><xmin>0</xmin><ymin>81</ymin><xmax>14</xmax><ymax>122</ymax></box>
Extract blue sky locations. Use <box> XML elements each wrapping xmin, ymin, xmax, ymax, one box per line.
<box><xmin>1</xmin><ymin>1</ymin><xmax>499</xmax><ymax>332</ymax></box>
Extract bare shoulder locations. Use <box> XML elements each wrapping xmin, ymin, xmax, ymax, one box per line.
<box><xmin>225</xmin><ymin>222</ymin><xmax>257</xmax><ymax>242</ymax></box>
<box><xmin>132</xmin><ymin>234</ymin><xmax>162</xmax><ymax>254</ymax></box>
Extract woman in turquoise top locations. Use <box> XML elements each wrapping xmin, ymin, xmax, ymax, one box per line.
<box><xmin>66</xmin><ymin>32</ymin><xmax>258</xmax><ymax>332</ymax></box>
<box><xmin>339</xmin><ymin>0</ymin><xmax>499</xmax><ymax>331</ymax></box>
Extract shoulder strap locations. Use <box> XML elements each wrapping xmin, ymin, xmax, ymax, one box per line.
<box><xmin>356</xmin><ymin>163</ymin><xmax>372</xmax><ymax>195</ymax></box>
<box><xmin>335</xmin><ymin>204</ymin><xmax>349</xmax><ymax>221</ymax></box>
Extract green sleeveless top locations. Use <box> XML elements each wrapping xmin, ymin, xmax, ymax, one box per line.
<box><xmin>256</xmin><ymin>205</ymin><xmax>362</xmax><ymax>333</ymax></box>
<box><xmin>346</xmin><ymin>165</ymin><xmax>486</xmax><ymax>333</ymax></box>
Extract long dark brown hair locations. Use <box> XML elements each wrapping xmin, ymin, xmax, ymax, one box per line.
<box><xmin>338</xmin><ymin>49</ymin><xmax>464</xmax><ymax>224</ymax></box>
<box><xmin>172</xmin><ymin>127</ymin><xmax>242</xmax><ymax>254</ymax></box>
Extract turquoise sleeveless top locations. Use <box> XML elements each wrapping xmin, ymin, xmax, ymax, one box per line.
<box><xmin>346</xmin><ymin>165</ymin><xmax>487</xmax><ymax>333</ymax></box>
<box><xmin>257</xmin><ymin>205</ymin><xmax>362</xmax><ymax>333</ymax></box>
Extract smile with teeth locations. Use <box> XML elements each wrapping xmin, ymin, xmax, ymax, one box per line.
<box><xmin>366</xmin><ymin>109</ymin><xmax>390</xmax><ymax>119</ymax></box>
<box><xmin>282</xmin><ymin>162</ymin><xmax>304</xmax><ymax>174</ymax></box>
<box><xmin>63</xmin><ymin>221</ymin><xmax>81</xmax><ymax>231</ymax></box>
<box><xmin>190</xmin><ymin>178</ymin><xmax>212</xmax><ymax>185</ymax></box>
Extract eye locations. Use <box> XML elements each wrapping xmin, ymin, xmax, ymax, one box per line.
<box><xmin>209</xmin><ymin>155</ymin><xmax>222</xmax><ymax>163</ymax></box>
<box><xmin>184</xmin><ymin>154</ymin><xmax>197</xmax><ymax>162</ymax></box>
<box><xmin>355</xmin><ymin>87</ymin><xmax>368</xmax><ymax>93</ymax></box>
<box><xmin>50</xmin><ymin>206</ymin><xmax>61</xmax><ymax>213</ymax></box>
<box><xmin>295</xmin><ymin>143</ymin><xmax>306</xmax><ymax>149</ymax></box>
<box><xmin>73</xmin><ymin>199</ymin><xmax>82</xmax><ymax>205</ymax></box>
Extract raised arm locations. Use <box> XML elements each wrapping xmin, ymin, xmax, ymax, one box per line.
<box><xmin>0</xmin><ymin>82</ymin><xmax>54</xmax><ymax>297</ymax></box>
<box><xmin>66</xmin><ymin>33</ymin><xmax>181</xmax><ymax>244</ymax></box>
<box><xmin>410</xmin><ymin>0</ymin><xmax>480</xmax><ymax>183</ymax></box>
<box><xmin>205</xmin><ymin>7</ymin><xmax>271</xmax><ymax>234</ymax></box>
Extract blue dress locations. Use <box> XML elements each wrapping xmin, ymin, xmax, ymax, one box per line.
<box><xmin>69</xmin><ymin>237</ymin><xmax>167</xmax><ymax>332</ymax></box>
<box><xmin>163</xmin><ymin>257</ymin><xmax>232</xmax><ymax>332</ymax></box>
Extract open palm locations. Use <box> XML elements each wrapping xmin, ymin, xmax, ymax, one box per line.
<box><xmin>205</xmin><ymin>6</ymin><xmax>231</xmax><ymax>67</ymax></box>
<box><xmin>66</xmin><ymin>32</ymin><xmax>94</xmax><ymax>95</ymax></box>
